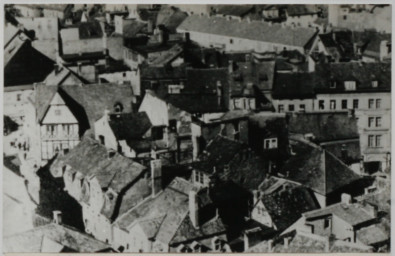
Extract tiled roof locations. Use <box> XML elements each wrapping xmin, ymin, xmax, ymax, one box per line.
<box><xmin>156</xmin><ymin>6</ymin><xmax>188</xmax><ymax>33</ymax></box>
<box><xmin>35</xmin><ymin>83</ymin><xmax>135</xmax><ymax>132</ymax></box>
<box><xmin>282</xmin><ymin>141</ymin><xmax>362</xmax><ymax>195</ymax></box>
<box><xmin>214</xmin><ymin>5</ymin><xmax>254</xmax><ymax>17</ymax></box>
<box><xmin>272</xmin><ymin>72</ymin><xmax>316</xmax><ymax>99</ymax></box>
<box><xmin>108</xmin><ymin>112</ymin><xmax>152</xmax><ymax>143</ymax></box>
<box><xmin>287</xmin><ymin>112</ymin><xmax>359</xmax><ymax>143</ymax></box>
<box><xmin>303</xmin><ymin>202</ymin><xmax>376</xmax><ymax>226</ymax></box>
<box><xmin>321</xmin><ymin>140</ymin><xmax>361</xmax><ymax>165</ymax></box>
<box><xmin>115</xmin><ymin>178</ymin><xmax>225</xmax><ymax>245</ymax></box>
<box><xmin>44</xmin><ymin>66</ymin><xmax>86</xmax><ymax>86</ymax></box>
<box><xmin>315</xmin><ymin>62</ymin><xmax>391</xmax><ymax>93</ymax></box>
<box><xmin>258</xmin><ymin>177</ymin><xmax>320</xmax><ymax>231</ymax></box>
<box><xmin>177</xmin><ymin>15</ymin><xmax>318</xmax><ymax>48</ymax></box>
<box><xmin>3</xmin><ymin>223</ymin><xmax>111</xmax><ymax>252</ymax></box>
<box><xmin>122</xmin><ymin>20</ymin><xmax>146</xmax><ymax>38</ymax></box>
<box><xmin>357</xmin><ymin>223</ymin><xmax>389</xmax><ymax>245</ymax></box>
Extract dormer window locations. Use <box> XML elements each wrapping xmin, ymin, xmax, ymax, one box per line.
<box><xmin>264</xmin><ymin>138</ymin><xmax>278</xmax><ymax>149</ymax></box>
<box><xmin>168</xmin><ymin>84</ymin><xmax>184</xmax><ymax>94</ymax></box>
<box><xmin>372</xmin><ymin>81</ymin><xmax>378</xmax><ymax>88</ymax></box>
<box><xmin>344</xmin><ymin>81</ymin><xmax>356</xmax><ymax>91</ymax></box>
<box><xmin>114</xmin><ymin>103</ymin><xmax>123</xmax><ymax>113</ymax></box>
<box><xmin>330</xmin><ymin>81</ymin><xmax>336</xmax><ymax>89</ymax></box>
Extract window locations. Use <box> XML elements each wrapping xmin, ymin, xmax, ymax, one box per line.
<box><xmin>368</xmin><ymin>99</ymin><xmax>374</xmax><ymax>109</ymax></box>
<box><xmin>344</xmin><ymin>81</ymin><xmax>356</xmax><ymax>91</ymax></box>
<box><xmin>151</xmin><ymin>126</ymin><xmax>164</xmax><ymax>140</ymax></box>
<box><xmin>368</xmin><ymin>117</ymin><xmax>375</xmax><ymax>127</ymax></box>
<box><xmin>343</xmin><ymin>15</ymin><xmax>347</xmax><ymax>20</ymax></box>
<box><xmin>264</xmin><ymin>138</ymin><xmax>278</xmax><ymax>149</ymax></box>
<box><xmin>288</xmin><ymin>105</ymin><xmax>295</xmax><ymax>111</ymax></box>
<box><xmin>63</xmin><ymin>124</ymin><xmax>72</xmax><ymax>135</ymax></box>
<box><xmin>341</xmin><ymin>100</ymin><xmax>347</xmax><ymax>109</ymax></box>
<box><xmin>47</xmin><ymin>125</ymin><xmax>57</xmax><ymax>136</ymax></box>
<box><xmin>324</xmin><ymin>218</ymin><xmax>330</xmax><ymax>229</ymax></box>
<box><xmin>319</xmin><ymin>100</ymin><xmax>324</xmax><ymax>110</ymax></box>
<box><xmin>376</xmin><ymin>99</ymin><xmax>381</xmax><ymax>109</ymax></box>
<box><xmin>168</xmin><ymin>84</ymin><xmax>183</xmax><ymax>94</ymax></box>
<box><xmin>372</xmin><ymin>81</ymin><xmax>378</xmax><ymax>88</ymax></box>
<box><xmin>368</xmin><ymin>135</ymin><xmax>382</xmax><ymax>148</ymax></box>
<box><xmin>330</xmin><ymin>100</ymin><xmax>336</xmax><ymax>110</ymax></box>
<box><xmin>194</xmin><ymin>170</ymin><xmax>204</xmax><ymax>184</ymax></box>
<box><xmin>278</xmin><ymin>105</ymin><xmax>284</xmax><ymax>113</ymax></box>
<box><xmin>16</xmin><ymin>94</ymin><xmax>21</xmax><ymax>101</ymax></box>
<box><xmin>249</xmin><ymin>98</ymin><xmax>256</xmax><ymax>109</ymax></box>
<box><xmin>169</xmin><ymin>119</ymin><xmax>177</xmax><ymax>131</ymax></box>
<box><xmin>99</xmin><ymin>135</ymin><xmax>105</xmax><ymax>145</ymax></box>
<box><xmin>353</xmin><ymin>99</ymin><xmax>359</xmax><ymax>109</ymax></box>
<box><xmin>233</xmin><ymin>122</ymin><xmax>240</xmax><ymax>141</ymax></box>
<box><xmin>114</xmin><ymin>103</ymin><xmax>123</xmax><ymax>113</ymax></box>
<box><xmin>123</xmin><ymin>72</ymin><xmax>126</xmax><ymax>78</ymax></box>
<box><xmin>234</xmin><ymin>98</ymin><xmax>243</xmax><ymax>109</ymax></box>
<box><xmin>330</xmin><ymin>81</ymin><xmax>336</xmax><ymax>89</ymax></box>
<box><xmin>229</xmin><ymin>38</ymin><xmax>233</xmax><ymax>44</ymax></box>
<box><xmin>376</xmin><ymin>117</ymin><xmax>382</xmax><ymax>127</ymax></box>
<box><xmin>299</xmin><ymin>104</ymin><xmax>305</xmax><ymax>111</ymax></box>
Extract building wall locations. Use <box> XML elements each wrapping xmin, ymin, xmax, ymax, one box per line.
<box><xmin>43</xmin><ymin>9</ymin><xmax>64</xmax><ymax>19</ymax></box>
<box><xmin>285</xmin><ymin>13</ymin><xmax>319</xmax><ymax>28</ymax></box>
<box><xmin>17</xmin><ymin>17</ymin><xmax>59</xmax><ymax>40</ymax></box>
<box><xmin>332</xmin><ymin>215</ymin><xmax>355</xmax><ymax>241</ymax></box>
<box><xmin>314</xmin><ymin>192</ymin><xmax>327</xmax><ymax>208</ymax></box>
<box><xmin>138</xmin><ymin>93</ymin><xmax>169</xmax><ymax>126</ymax></box>
<box><xmin>94</xmin><ymin>115</ymin><xmax>119</xmax><ymax>150</ymax></box>
<box><xmin>272</xmin><ymin>98</ymin><xmax>314</xmax><ymax>113</ymax></box>
<box><xmin>177</xmin><ymin>29</ymin><xmax>305</xmax><ymax>54</ymax></box>
<box><xmin>251</xmin><ymin>200</ymin><xmax>274</xmax><ymax>228</ymax></box>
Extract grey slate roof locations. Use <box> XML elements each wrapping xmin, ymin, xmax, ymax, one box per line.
<box><xmin>177</xmin><ymin>15</ymin><xmax>318</xmax><ymax>48</ymax></box>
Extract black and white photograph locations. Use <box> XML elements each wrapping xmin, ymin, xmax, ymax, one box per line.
<box><xmin>2</xmin><ymin>2</ymin><xmax>392</xmax><ymax>253</ymax></box>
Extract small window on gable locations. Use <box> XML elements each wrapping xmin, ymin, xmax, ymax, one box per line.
<box><xmin>55</xmin><ymin>109</ymin><xmax>61</xmax><ymax>116</ymax></box>
<box><xmin>264</xmin><ymin>138</ymin><xmax>278</xmax><ymax>149</ymax></box>
<box><xmin>372</xmin><ymin>81</ymin><xmax>378</xmax><ymax>88</ymax></box>
<box><xmin>168</xmin><ymin>84</ymin><xmax>184</xmax><ymax>94</ymax></box>
<box><xmin>344</xmin><ymin>81</ymin><xmax>356</xmax><ymax>91</ymax></box>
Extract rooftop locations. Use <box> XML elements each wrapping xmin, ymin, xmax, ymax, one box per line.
<box><xmin>108</xmin><ymin>112</ymin><xmax>152</xmax><ymax>144</ymax></box>
<box><xmin>4</xmin><ymin>223</ymin><xmax>111</xmax><ymax>253</ymax></box>
<box><xmin>177</xmin><ymin>15</ymin><xmax>318</xmax><ymax>48</ymax></box>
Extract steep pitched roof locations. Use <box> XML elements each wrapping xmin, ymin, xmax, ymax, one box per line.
<box><xmin>178</xmin><ymin>15</ymin><xmax>318</xmax><ymax>48</ymax></box>
<box><xmin>258</xmin><ymin>177</ymin><xmax>320</xmax><ymax>231</ymax></box>
<box><xmin>115</xmin><ymin>178</ymin><xmax>226</xmax><ymax>245</ymax></box>
<box><xmin>4</xmin><ymin>223</ymin><xmax>111</xmax><ymax>253</ymax></box>
<box><xmin>303</xmin><ymin>202</ymin><xmax>376</xmax><ymax>226</ymax></box>
<box><xmin>35</xmin><ymin>83</ymin><xmax>135</xmax><ymax>131</ymax></box>
<box><xmin>287</xmin><ymin>112</ymin><xmax>359</xmax><ymax>143</ymax></box>
<box><xmin>108</xmin><ymin>112</ymin><xmax>152</xmax><ymax>142</ymax></box>
<box><xmin>282</xmin><ymin>141</ymin><xmax>362</xmax><ymax>195</ymax></box>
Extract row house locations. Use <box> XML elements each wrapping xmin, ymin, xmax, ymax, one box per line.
<box><xmin>34</xmin><ymin>83</ymin><xmax>135</xmax><ymax>163</ymax></box>
<box><xmin>177</xmin><ymin>15</ymin><xmax>319</xmax><ymax>55</ymax></box>
<box><xmin>282</xmin><ymin>193</ymin><xmax>389</xmax><ymax>251</ymax></box>
<box><xmin>279</xmin><ymin>139</ymin><xmax>371</xmax><ymax>208</ymax></box>
<box><xmin>112</xmin><ymin>177</ymin><xmax>230</xmax><ymax>252</ymax></box>
<box><xmin>50</xmin><ymin>138</ymin><xmax>153</xmax><ymax>244</ymax></box>
<box><xmin>314</xmin><ymin>62</ymin><xmax>391</xmax><ymax>173</ymax></box>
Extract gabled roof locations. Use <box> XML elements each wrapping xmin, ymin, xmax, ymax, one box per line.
<box><xmin>177</xmin><ymin>15</ymin><xmax>318</xmax><ymax>48</ymax></box>
<box><xmin>43</xmin><ymin>66</ymin><xmax>86</xmax><ymax>86</ymax></box>
<box><xmin>108</xmin><ymin>112</ymin><xmax>152</xmax><ymax>143</ymax></box>
<box><xmin>115</xmin><ymin>178</ymin><xmax>226</xmax><ymax>245</ymax></box>
<box><xmin>303</xmin><ymin>201</ymin><xmax>376</xmax><ymax>226</ymax></box>
<box><xmin>287</xmin><ymin>112</ymin><xmax>359</xmax><ymax>143</ymax></box>
<box><xmin>3</xmin><ymin>223</ymin><xmax>111</xmax><ymax>253</ymax></box>
<box><xmin>282</xmin><ymin>141</ymin><xmax>362</xmax><ymax>195</ymax></box>
<box><xmin>258</xmin><ymin>177</ymin><xmax>320</xmax><ymax>231</ymax></box>
<box><xmin>35</xmin><ymin>83</ymin><xmax>135</xmax><ymax>131</ymax></box>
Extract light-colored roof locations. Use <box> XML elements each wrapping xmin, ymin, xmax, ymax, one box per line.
<box><xmin>177</xmin><ymin>15</ymin><xmax>317</xmax><ymax>48</ymax></box>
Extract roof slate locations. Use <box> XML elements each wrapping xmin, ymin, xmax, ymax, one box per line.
<box><xmin>177</xmin><ymin>15</ymin><xmax>317</xmax><ymax>48</ymax></box>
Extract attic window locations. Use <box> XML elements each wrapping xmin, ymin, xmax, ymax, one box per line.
<box><xmin>168</xmin><ymin>84</ymin><xmax>184</xmax><ymax>94</ymax></box>
<box><xmin>264</xmin><ymin>138</ymin><xmax>278</xmax><ymax>149</ymax></box>
<box><xmin>114</xmin><ymin>103</ymin><xmax>123</xmax><ymax>113</ymax></box>
<box><xmin>372</xmin><ymin>81</ymin><xmax>378</xmax><ymax>88</ymax></box>
<box><xmin>344</xmin><ymin>81</ymin><xmax>356</xmax><ymax>91</ymax></box>
<box><xmin>330</xmin><ymin>81</ymin><xmax>336</xmax><ymax>89</ymax></box>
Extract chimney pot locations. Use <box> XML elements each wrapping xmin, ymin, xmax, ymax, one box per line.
<box><xmin>150</xmin><ymin>159</ymin><xmax>162</xmax><ymax>197</ymax></box>
<box><xmin>341</xmin><ymin>193</ymin><xmax>352</xmax><ymax>205</ymax></box>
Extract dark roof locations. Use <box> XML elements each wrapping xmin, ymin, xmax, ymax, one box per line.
<box><xmin>3</xmin><ymin>155</ymin><xmax>22</xmax><ymax>177</ymax></box>
<box><xmin>231</xmin><ymin>61</ymin><xmax>275</xmax><ymax>93</ymax></box>
<box><xmin>286</xmin><ymin>5</ymin><xmax>321</xmax><ymax>16</ymax></box>
<box><xmin>214</xmin><ymin>5</ymin><xmax>254</xmax><ymax>17</ymax></box>
<box><xmin>282</xmin><ymin>141</ymin><xmax>362</xmax><ymax>195</ymax></box>
<box><xmin>122</xmin><ymin>20</ymin><xmax>146</xmax><ymax>38</ymax></box>
<box><xmin>108</xmin><ymin>112</ymin><xmax>152</xmax><ymax>142</ymax></box>
<box><xmin>115</xmin><ymin>178</ymin><xmax>226</xmax><ymax>245</ymax></box>
<box><xmin>35</xmin><ymin>83</ymin><xmax>135</xmax><ymax>132</ymax></box>
<box><xmin>287</xmin><ymin>112</ymin><xmax>359</xmax><ymax>143</ymax></box>
<box><xmin>156</xmin><ymin>6</ymin><xmax>188</xmax><ymax>33</ymax></box>
<box><xmin>258</xmin><ymin>177</ymin><xmax>320</xmax><ymax>231</ymax></box>
<box><xmin>72</xmin><ymin>21</ymin><xmax>103</xmax><ymax>39</ymax></box>
<box><xmin>4</xmin><ymin>223</ymin><xmax>111</xmax><ymax>252</ymax></box>
<box><xmin>315</xmin><ymin>62</ymin><xmax>391</xmax><ymax>93</ymax></box>
<box><xmin>272</xmin><ymin>72</ymin><xmax>316</xmax><ymax>99</ymax></box>
<box><xmin>177</xmin><ymin>15</ymin><xmax>318</xmax><ymax>48</ymax></box>
<box><xmin>140</xmin><ymin>65</ymin><xmax>186</xmax><ymax>80</ymax></box>
<box><xmin>321</xmin><ymin>140</ymin><xmax>361</xmax><ymax>165</ymax></box>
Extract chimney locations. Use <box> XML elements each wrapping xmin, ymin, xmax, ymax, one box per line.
<box><xmin>268</xmin><ymin>239</ymin><xmax>273</xmax><ymax>252</ymax></box>
<box><xmin>341</xmin><ymin>193</ymin><xmax>352</xmax><ymax>205</ymax></box>
<box><xmin>283</xmin><ymin>237</ymin><xmax>290</xmax><ymax>249</ymax></box>
<box><xmin>150</xmin><ymin>159</ymin><xmax>162</xmax><ymax>197</ymax></box>
<box><xmin>53</xmin><ymin>210</ymin><xmax>62</xmax><ymax>225</ymax></box>
<box><xmin>228</xmin><ymin>60</ymin><xmax>234</xmax><ymax>73</ymax></box>
<box><xmin>364</xmin><ymin>203</ymin><xmax>377</xmax><ymax>218</ymax></box>
<box><xmin>189</xmin><ymin>189</ymin><xmax>199</xmax><ymax>229</ymax></box>
<box><xmin>243</xmin><ymin>233</ymin><xmax>250</xmax><ymax>251</ymax></box>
